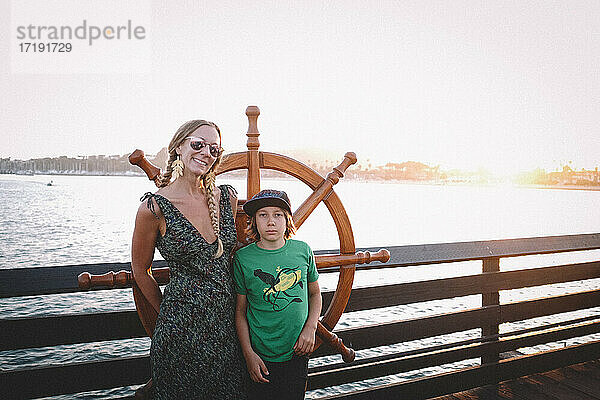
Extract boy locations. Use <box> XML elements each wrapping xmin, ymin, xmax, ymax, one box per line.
<box><xmin>233</xmin><ymin>189</ymin><xmax>322</xmax><ymax>400</ymax></box>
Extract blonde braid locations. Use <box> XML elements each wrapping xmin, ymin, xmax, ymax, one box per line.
<box><xmin>203</xmin><ymin>170</ymin><xmax>223</xmax><ymax>258</ymax></box>
<box><xmin>157</xmin><ymin>152</ymin><xmax>177</xmax><ymax>187</ymax></box>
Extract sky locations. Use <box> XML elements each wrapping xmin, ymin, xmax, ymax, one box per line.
<box><xmin>1</xmin><ymin>0</ymin><xmax>599</xmax><ymax>176</ymax></box>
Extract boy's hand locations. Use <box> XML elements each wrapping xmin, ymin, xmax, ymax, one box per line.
<box><xmin>245</xmin><ymin>350</ymin><xmax>270</xmax><ymax>383</ymax></box>
<box><xmin>293</xmin><ymin>325</ymin><xmax>316</xmax><ymax>356</ymax></box>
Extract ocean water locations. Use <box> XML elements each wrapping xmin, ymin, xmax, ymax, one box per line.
<box><xmin>1</xmin><ymin>174</ymin><xmax>599</xmax><ymax>399</ymax></box>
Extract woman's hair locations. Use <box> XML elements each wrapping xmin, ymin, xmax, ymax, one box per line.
<box><xmin>157</xmin><ymin>120</ymin><xmax>224</xmax><ymax>258</ymax></box>
<box><xmin>245</xmin><ymin>208</ymin><xmax>297</xmax><ymax>242</ymax></box>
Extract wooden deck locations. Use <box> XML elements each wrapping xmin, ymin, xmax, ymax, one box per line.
<box><xmin>432</xmin><ymin>360</ymin><xmax>600</xmax><ymax>400</ymax></box>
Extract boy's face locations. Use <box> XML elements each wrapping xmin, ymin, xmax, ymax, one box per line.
<box><xmin>255</xmin><ymin>206</ymin><xmax>286</xmax><ymax>244</ymax></box>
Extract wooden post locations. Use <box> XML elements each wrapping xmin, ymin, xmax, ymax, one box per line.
<box><xmin>482</xmin><ymin>257</ymin><xmax>500</xmax><ymax>365</ymax></box>
<box><xmin>246</xmin><ymin>105</ymin><xmax>261</xmax><ymax>200</ymax></box>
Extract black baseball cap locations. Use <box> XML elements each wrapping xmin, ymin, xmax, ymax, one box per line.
<box><xmin>243</xmin><ymin>189</ymin><xmax>292</xmax><ymax>216</ymax></box>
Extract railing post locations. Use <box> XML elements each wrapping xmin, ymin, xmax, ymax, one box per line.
<box><xmin>482</xmin><ymin>257</ymin><xmax>500</xmax><ymax>365</ymax></box>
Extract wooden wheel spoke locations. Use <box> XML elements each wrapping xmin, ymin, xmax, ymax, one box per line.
<box><xmin>293</xmin><ymin>152</ymin><xmax>357</xmax><ymax>229</ymax></box>
<box><xmin>291</xmin><ymin>190</ymin><xmax>322</xmax><ymax>230</ymax></box>
<box><xmin>315</xmin><ymin>249</ymin><xmax>390</xmax><ymax>270</ymax></box>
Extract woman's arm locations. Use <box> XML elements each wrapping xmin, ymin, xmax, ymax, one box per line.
<box><xmin>293</xmin><ymin>279</ymin><xmax>322</xmax><ymax>356</ymax></box>
<box><xmin>235</xmin><ymin>294</ymin><xmax>270</xmax><ymax>383</ymax></box>
<box><xmin>131</xmin><ymin>200</ymin><xmax>163</xmax><ymax>313</ymax></box>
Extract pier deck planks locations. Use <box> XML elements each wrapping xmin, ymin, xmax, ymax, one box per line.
<box><xmin>431</xmin><ymin>360</ymin><xmax>600</xmax><ymax>400</ymax></box>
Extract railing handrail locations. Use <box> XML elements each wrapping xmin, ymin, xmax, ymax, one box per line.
<box><xmin>2</xmin><ymin>233</ymin><xmax>599</xmax><ymax>298</ymax></box>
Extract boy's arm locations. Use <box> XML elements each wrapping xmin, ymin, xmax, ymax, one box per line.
<box><xmin>235</xmin><ymin>294</ymin><xmax>270</xmax><ymax>383</ymax></box>
<box><xmin>293</xmin><ymin>279</ymin><xmax>322</xmax><ymax>356</ymax></box>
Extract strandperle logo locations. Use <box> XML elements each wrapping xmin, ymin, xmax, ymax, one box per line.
<box><xmin>16</xmin><ymin>20</ymin><xmax>146</xmax><ymax>46</ymax></box>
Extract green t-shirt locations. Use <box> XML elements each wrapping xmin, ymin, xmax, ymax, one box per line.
<box><xmin>233</xmin><ymin>239</ymin><xmax>319</xmax><ymax>362</ymax></box>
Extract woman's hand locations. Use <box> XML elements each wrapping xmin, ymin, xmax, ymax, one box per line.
<box><xmin>244</xmin><ymin>350</ymin><xmax>270</xmax><ymax>383</ymax></box>
<box><xmin>293</xmin><ymin>324</ymin><xmax>316</xmax><ymax>356</ymax></box>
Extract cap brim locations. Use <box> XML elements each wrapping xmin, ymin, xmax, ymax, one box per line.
<box><xmin>243</xmin><ymin>197</ymin><xmax>291</xmax><ymax>216</ymax></box>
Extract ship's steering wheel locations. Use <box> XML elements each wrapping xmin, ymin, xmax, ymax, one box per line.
<box><xmin>219</xmin><ymin>106</ymin><xmax>357</xmax><ymax>349</ymax></box>
<box><xmin>80</xmin><ymin>105</ymin><xmax>390</xmax><ymax>361</ymax></box>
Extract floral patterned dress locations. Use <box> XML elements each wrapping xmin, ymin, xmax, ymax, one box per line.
<box><xmin>141</xmin><ymin>185</ymin><xmax>246</xmax><ymax>399</ymax></box>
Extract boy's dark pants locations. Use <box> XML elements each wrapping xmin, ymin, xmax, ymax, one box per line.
<box><xmin>247</xmin><ymin>355</ymin><xmax>309</xmax><ymax>400</ymax></box>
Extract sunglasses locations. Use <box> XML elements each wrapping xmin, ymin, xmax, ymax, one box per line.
<box><xmin>183</xmin><ymin>137</ymin><xmax>222</xmax><ymax>157</ymax></box>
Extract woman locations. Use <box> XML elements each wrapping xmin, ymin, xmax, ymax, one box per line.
<box><xmin>131</xmin><ymin>120</ymin><xmax>246</xmax><ymax>399</ymax></box>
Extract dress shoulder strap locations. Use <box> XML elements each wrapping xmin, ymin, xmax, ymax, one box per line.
<box><xmin>140</xmin><ymin>192</ymin><xmax>160</xmax><ymax>219</ymax></box>
<box><xmin>219</xmin><ymin>184</ymin><xmax>237</xmax><ymax>207</ymax></box>
<box><xmin>218</xmin><ymin>184</ymin><xmax>238</xmax><ymax>219</ymax></box>
<box><xmin>219</xmin><ymin>184</ymin><xmax>237</xmax><ymax>198</ymax></box>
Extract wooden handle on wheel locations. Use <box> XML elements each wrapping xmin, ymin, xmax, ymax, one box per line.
<box><xmin>78</xmin><ymin>270</ymin><xmax>132</xmax><ymax>289</ymax></box>
<box><xmin>316</xmin><ymin>322</ymin><xmax>355</xmax><ymax>363</ymax></box>
<box><xmin>78</xmin><ymin>267</ymin><xmax>170</xmax><ymax>289</ymax></box>
<box><xmin>315</xmin><ymin>249</ymin><xmax>390</xmax><ymax>269</ymax></box>
<box><xmin>129</xmin><ymin>149</ymin><xmax>161</xmax><ymax>186</ymax></box>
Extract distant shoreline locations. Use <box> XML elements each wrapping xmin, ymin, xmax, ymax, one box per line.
<box><xmin>2</xmin><ymin>172</ymin><xmax>600</xmax><ymax>192</ymax></box>
<box><xmin>5</xmin><ymin>171</ymin><xmax>146</xmax><ymax>177</ymax></box>
<box><xmin>520</xmin><ymin>184</ymin><xmax>600</xmax><ymax>192</ymax></box>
